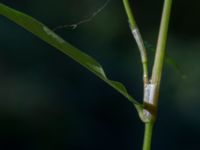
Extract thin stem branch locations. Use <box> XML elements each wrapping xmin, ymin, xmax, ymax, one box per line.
<box><xmin>122</xmin><ymin>0</ymin><xmax>137</xmax><ymax>29</ymax></box>
<box><xmin>142</xmin><ymin>123</ymin><xmax>154</xmax><ymax>150</ymax></box>
<box><xmin>122</xmin><ymin>0</ymin><xmax>149</xmax><ymax>85</ymax></box>
<box><xmin>151</xmin><ymin>0</ymin><xmax>173</xmax><ymax>97</ymax></box>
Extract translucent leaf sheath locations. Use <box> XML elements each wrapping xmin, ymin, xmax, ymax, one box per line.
<box><xmin>0</xmin><ymin>3</ymin><xmax>142</xmax><ymax>111</ymax></box>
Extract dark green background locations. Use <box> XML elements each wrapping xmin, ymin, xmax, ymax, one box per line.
<box><xmin>0</xmin><ymin>0</ymin><xmax>200</xmax><ymax>149</ymax></box>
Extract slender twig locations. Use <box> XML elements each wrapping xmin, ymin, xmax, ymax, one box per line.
<box><xmin>151</xmin><ymin>0</ymin><xmax>173</xmax><ymax>106</ymax></box>
<box><xmin>122</xmin><ymin>0</ymin><xmax>149</xmax><ymax>85</ymax></box>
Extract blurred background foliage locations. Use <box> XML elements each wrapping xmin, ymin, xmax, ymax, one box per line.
<box><xmin>0</xmin><ymin>0</ymin><xmax>200</xmax><ymax>149</ymax></box>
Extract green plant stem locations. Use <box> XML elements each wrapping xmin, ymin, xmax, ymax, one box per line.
<box><xmin>122</xmin><ymin>0</ymin><xmax>137</xmax><ymax>30</ymax></box>
<box><xmin>143</xmin><ymin>123</ymin><xmax>154</xmax><ymax>150</ymax></box>
<box><xmin>151</xmin><ymin>0</ymin><xmax>173</xmax><ymax>104</ymax></box>
<box><xmin>123</xmin><ymin>0</ymin><xmax>172</xmax><ymax>150</ymax></box>
<box><xmin>122</xmin><ymin>0</ymin><xmax>149</xmax><ymax>85</ymax></box>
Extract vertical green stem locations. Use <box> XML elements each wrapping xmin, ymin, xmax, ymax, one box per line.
<box><xmin>143</xmin><ymin>123</ymin><xmax>154</xmax><ymax>150</ymax></box>
<box><xmin>151</xmin><ymin>0</ymin><xmax>173</xmax><ymax>95</ymax></box>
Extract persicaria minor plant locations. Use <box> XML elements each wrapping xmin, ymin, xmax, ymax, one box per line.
<box><xmin>0</xmin><ymin>0</ymin><xmax>172</xmax><ymax>149</ymax></box>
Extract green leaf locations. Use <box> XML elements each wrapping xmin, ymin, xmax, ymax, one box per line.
<box><xmin>0</xmin><ymin>3</ymin><xmax>143</xmax><ymax>111</ymax></box>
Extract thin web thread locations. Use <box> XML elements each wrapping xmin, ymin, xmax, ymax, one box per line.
<box><xmin>53</xmin><ymin>0</ymin><xmax>111</xmax><ymax>31</ymax></box>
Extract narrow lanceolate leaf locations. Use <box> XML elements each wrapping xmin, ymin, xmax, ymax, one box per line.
<box><xmin>0</xmin><ymin>3</ymin><xmax>143</xmax><ymax>111</ymax></box>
